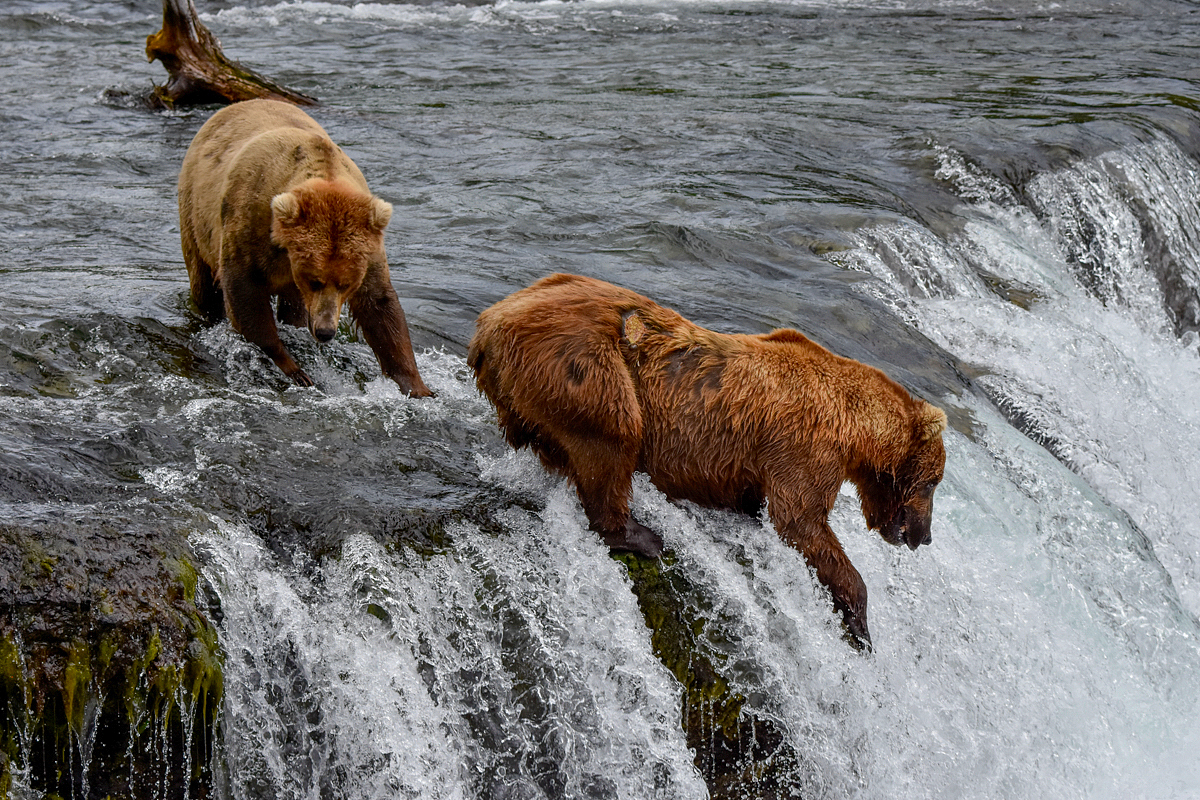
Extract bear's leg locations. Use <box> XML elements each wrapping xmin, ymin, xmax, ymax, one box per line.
<box><xmin>349</xmin><ymin>272</ymin><xmax>433</xmax><ymax>397</ymax></box>
<box><xmin>564</xmin><ymin>434</ymin><xmax>664</xmax><ymax>558</ymax></box>
<box><xmin>499</xmin><ymin>411</ymin><xmax>656</xmax><ymax>552</ymax></box>
<box><xmin>181</xmin><ymin>234</ymin><xmax>224</xmax><ymax>322</ymax></box>
<box><xmin>769</xmin><ymin>491</ymin><xmax>872</xmax><ymax>650</ymax></box>
<box><xmin>276</xmin><ymin>284</ymin><xmax>309</xmax><ymax>328</ymax></box>
<box><xmin>223</xmin><ymin>277</ymin><xmax>314</xmax><ymax>387</ymax></box>
<box><xmin>803</xmin><ymin>523</ymin><xmax>871</xmax><ymax>651</ymax></box>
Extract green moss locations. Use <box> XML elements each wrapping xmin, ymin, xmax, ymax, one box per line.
<box><xmin>613</xmin><ymin>551</ymin><xmax>746</xmax><ymax>738</ymax></box>
<box><xmin>119</xmin><ymin>593</ymin><xmax>224</xmax><ymax>744</ymax></box>
<box><xmin>0</xmin><ymin>548</ymin><xmax>224</xmax><ymax>797</ymax></box>
<box><xmin>162</xmin><ymin>557</ymin><xmax>225</xmax><ymax>722</ymax></box>
<box><xmin>613</xmin><ymin>549</ymin><xmax>807</xmax><ymax>797</ymax></box>
<box><xmin>165</xmin><ymin>556</ymin><xmax>199</xmax><ymax>603</ymax></box>
<box><xmin>95</xmin><ymin>634</ymin><xmax>118</xmax><ymax>676</ymax></box>
<box><xmin>61</xmin><ymin>639</ymin><xmax>94</xmax><ymax>735</ymax></box>
<box><xmin>12</xmin><ymin>537</ymin><xmax>57</xmax><ymax>588</ymax></box>
<box><xmin>0</xmin><ymin>633</ymin><xmax>32</xmax><ymax>793</ymax></box>
<box><xmin>0</xmin><ymin>634</ymin><xmax>26</xmax><ymax>692</ymax></box>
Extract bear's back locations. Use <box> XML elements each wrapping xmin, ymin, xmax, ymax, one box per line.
<box><xmin>206</xmin><ymin>102</ymin><xmax>367</xmax><ymax>200</ymax></box>
<box><xmin>224</xmin><ymin>128</ymin><xmax>361</xmax><ymax>197</ymax></box>
<box><xmin>179</xmin><ymin>101</ymin><xmax>371</xmax><ymax>265</ymax></box>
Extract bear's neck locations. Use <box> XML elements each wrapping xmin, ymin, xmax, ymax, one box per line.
<box><xmin>837</xmin><ymin>374</ymin><xmax>917</xmax><ymax>478</ymax></box>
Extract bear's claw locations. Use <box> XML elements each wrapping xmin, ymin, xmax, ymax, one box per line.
<box><xmin>843</xmin><ymin>612</ymin><xmax>873</xmax><ymax>653</ymax></box>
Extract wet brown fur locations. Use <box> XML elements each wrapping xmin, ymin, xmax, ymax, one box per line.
<box><xmin>178</xmin><ymin>99</ymin><xmax>431</xmax><ymax>395</ymax></box>
<box><xmin>468</xmin><ymin>273</ymin><xmax>948</xmax><ymax>648</ymax></box>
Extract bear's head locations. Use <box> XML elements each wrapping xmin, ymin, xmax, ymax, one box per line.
<box><xmin>859</xmin><ymin>401</ymin><xmax>947</xmax><ymax>551</ymax></box>
<box><xmin>270</xmin><ymin>179</ymin><xmax>393</xmax><ymax>343</ymax></box>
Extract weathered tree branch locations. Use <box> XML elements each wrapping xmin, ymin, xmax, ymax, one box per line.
<box><xmin>145</xmin><ymin>0</ymin><xmax>316</xmax><ymax>108</ymax></box>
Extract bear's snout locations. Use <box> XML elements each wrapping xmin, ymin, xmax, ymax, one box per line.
<box><xmin>900</xmin><ymin>507</ymin><xmax>932</xmax><ymax>550</ymax></box>
<box><xmin>313</xmin><ymin>326</ymin><xmax>336</xmax><ymax>343</ymax></box>
<box><xmin>906</xmin><ymin>522</ymin><xmax>932</xmax><ymax>550</ymax></box>
<box><xmin>881</xmin><ymin>506</ymin><xmax>932</xmax><ymax>550</ymax></box>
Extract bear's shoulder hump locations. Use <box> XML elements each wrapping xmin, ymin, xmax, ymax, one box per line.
<box><xmin>760</xmin><ymin>328</ymin><xmax>814</xmax><ymax>346</ymax></box>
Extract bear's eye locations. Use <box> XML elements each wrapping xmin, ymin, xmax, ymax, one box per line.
<box><xmin>308</xmin><ymin>279</ymin><xmax>324</xmax><ymax>292</ymax></box>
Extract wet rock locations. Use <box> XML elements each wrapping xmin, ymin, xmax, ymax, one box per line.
<box><xmin>614</xmin><ymin>551</ymin><xmax>809</xmax><ymax>799</ymax></box>
<box><xmin>0</xmin><ymin>509</ymin><xmax>221</xmax><ymax>799</ymax></box>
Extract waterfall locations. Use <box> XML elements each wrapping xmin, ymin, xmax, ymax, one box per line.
<box><xmin>189</xmin><ymin>132</ymin><xmax>1200</xmax><ymax>798</ymax></box>
<box><xmin>816</xmin><ymin>133</ymin><xmax>1200</xmax><ymax>793</ymax></box>
<box><xmin>183</xmin><ymin>128</ymin><xmax>1200</xmax><ymax>797</ymax></box>
<box><xmin>841</xmin><ymin>133</ymin><xmax>1200</xmax><ymax>617</ymax></box>
<box><xmin>196</xmin><ymin>499</ymin><xmax>708</xmax><ymax>799</ymax></box>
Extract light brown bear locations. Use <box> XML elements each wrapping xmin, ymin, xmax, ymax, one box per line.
<box><xmin>468</xmin><ymin>273</ymin><xmax>948</xmax><ymax>649</ymax></box>
<box><xmin>178</xmin><ymin>99</ymin><xmax>432</xmax><ymax>396</ymax></box>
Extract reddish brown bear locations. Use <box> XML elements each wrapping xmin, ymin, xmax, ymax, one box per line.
<box><xmin>178</xmin><ymin>99</ymin><xmax>432</xmax><ymax>396</ymax></box>
<box><xmin>468</xmin><ymin>273</ymin><xmax>947</xmax><ymax>649</ymax></box>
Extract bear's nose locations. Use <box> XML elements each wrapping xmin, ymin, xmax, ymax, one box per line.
<box><xmin>905</xmin><ymin>525</ymin><xmax>931</xmax><ymax>550</ymax></box>
<box><xmin>313</xmin><ymin>326</ymin><xmax>336</xmax><ymax>343</ymax></box>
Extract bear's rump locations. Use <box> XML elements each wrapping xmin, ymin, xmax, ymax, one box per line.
<box><xmin>472</xmin><ymin>307</ymin><xmax>643</xmax><ymax>448</ymax></box>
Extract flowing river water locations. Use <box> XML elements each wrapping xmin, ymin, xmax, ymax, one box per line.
<box><xmin>3</xmin><ymin>0</ymin><xmax>1200</xmax><ymax>797</ymax></box>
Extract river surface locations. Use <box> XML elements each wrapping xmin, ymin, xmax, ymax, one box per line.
<box><xmin>3</xmin><ymin>0</ymin><xmax>1200</xmax><ymax>797</ymax></box>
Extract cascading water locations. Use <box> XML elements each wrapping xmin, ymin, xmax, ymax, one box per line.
<box><xmin>3</xmin><ymin>0</ymin><xmax>1200</xmax><ymax>797</ymax></box>
<box><xmin>180</xmin><ymin>130</ymin><xmax>1200</xmax><ymax>799</ymax></box>
<box><xmin>843</xmin><ymin>133</ymin><xmax>1200</xmax><ymax>618</ymax></box>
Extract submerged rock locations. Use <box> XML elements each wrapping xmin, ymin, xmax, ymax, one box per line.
<box><xmin>0</xmin><ymin>510</ymin><xmax>222</xmax><ymax>799</ymax></box>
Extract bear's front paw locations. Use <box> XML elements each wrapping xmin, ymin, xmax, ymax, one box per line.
<box><xmin>289</xmin><ymin>368</ymin><xmax>316</xmax><ymax>388</ymax></box>
<box><xmin>841</xmin><ymin>608</ymin><xmax>872</xmax><ymax>653</ymax></box>
<box><xmin>831</xmin><ymin>584</ymin><xmax>872</xmax><ymax>652</ymax></box>
<box><xmin>405</xmin><ymin>383</ymin><xmax>436</xmax><ymax>399</ymax></box>
<box><xmin>386</xmin><ymin>371</ymin><xmax>434</xmax><ymax>398</ymax></box>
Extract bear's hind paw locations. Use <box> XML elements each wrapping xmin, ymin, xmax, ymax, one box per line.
<box><xmin>600</xmin><ymin>519</ymin><xmax>664</xmax><ymax>559</ymax></box>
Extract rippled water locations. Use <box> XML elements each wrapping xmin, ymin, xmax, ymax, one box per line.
<box><xmin>3</xmin><ymin>0</ymin><xmax>1200</xmax><ymax>797</ymax></box>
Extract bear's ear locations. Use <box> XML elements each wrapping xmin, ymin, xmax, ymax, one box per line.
<box><xmin>915</xmin><ymin>401</ymin><xmax>948</xmax><ymax>442</ymax></box>
<box><xmin>369</xmin><ymin>197</ymin><xmax>393</xmax><ymax>232</ymax></box>
<box><xmin>271</xmin><ymin>192</ymin><xmax>302</xmax><ymax>227</ymax></box>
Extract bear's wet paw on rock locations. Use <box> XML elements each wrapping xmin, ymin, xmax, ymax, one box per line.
<box><xmin>598</xmin><ymin>518</ymin><xmax>665</xmax><ymax>559</ymax></box>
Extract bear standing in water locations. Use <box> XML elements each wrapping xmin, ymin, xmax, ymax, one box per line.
<box><xmin>178</xmin><ymin>99</ymin><xmax>432</xmax><ymax>396</ymax></box>
<box><xmin>469</xmin><ymin>273</ymin><xmax>948</xmax><ymax>649</ymax></box>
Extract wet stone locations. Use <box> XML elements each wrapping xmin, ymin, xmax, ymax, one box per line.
<box><xmin>0</xmin><ymin>510</ymin><xmax>222</xmax><ymax>799</ymax></box>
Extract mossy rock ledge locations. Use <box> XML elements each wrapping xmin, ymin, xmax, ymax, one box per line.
<box><xmin>615</xmin><ymin>551</ymin><xmax>810</xmax><ymax>800</ymax></box>
<box><xmin>0</xmin><ymin>514</ymin><xmax>222</xmax><ymax>799</ymax></box>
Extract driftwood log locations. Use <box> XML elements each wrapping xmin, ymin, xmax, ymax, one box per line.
<box><xmin>145</xmin><ymin>0</ymin><xmax>316</xmax><ymax>108</ymax></box>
